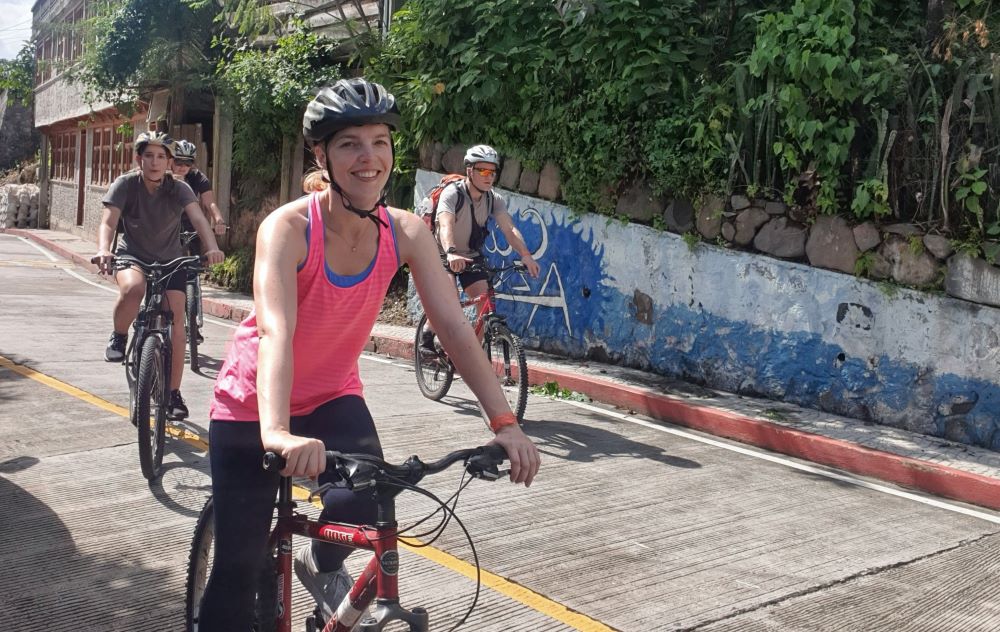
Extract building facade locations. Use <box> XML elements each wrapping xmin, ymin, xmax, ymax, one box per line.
<box><xmin>32</xmin><ymin>0</ymin><xmax>147</xmax><ymax>237</ymax></box>
<box><xmin>32</xmin><ymin>0</ymin><xmax>388</xmax><ymax>238</ymax></box>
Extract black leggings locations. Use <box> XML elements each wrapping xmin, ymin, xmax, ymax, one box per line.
<box><xmin>196</xmin><ymin>395</ymin><xmax>383</xmax><ymax>631</ymax></box>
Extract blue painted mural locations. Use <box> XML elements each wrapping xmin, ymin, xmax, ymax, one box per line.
<box><xmin>413</xmin><ymin>170</ymin><xmax>1000</xmax><ymax>451</ymax></box>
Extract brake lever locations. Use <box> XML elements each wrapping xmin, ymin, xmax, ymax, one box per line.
<box><xmin>308</xmin><ymin>482</ymin><xmax>337</xmax><ymax>503</ymax></box>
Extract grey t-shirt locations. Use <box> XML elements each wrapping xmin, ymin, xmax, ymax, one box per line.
<box><xmin>437</xmin><ymin>182</ymin><xmax>507</xmax><ymax>252</ymax></box>
<box><xmin>103</xmin><ymin>171</ymin><xmax>198</xmax><ymax>262</ymax></box>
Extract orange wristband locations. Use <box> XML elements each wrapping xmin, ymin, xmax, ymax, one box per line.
<box><xmin>489</xmin><ymin>412</ymin><xmax>518</xmax><ymax>433</ymax></box>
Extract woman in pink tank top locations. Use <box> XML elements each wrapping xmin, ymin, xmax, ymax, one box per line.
<box><xmin>195</xmin><ymin>79</ymin><xmax>541</xmax><ymax>631</ymax></box>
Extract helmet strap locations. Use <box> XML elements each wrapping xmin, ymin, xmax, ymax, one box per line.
<box><xmin>325</xmin><ymin>166</ymin><xmax>389</xmax><ymax>228</ymax></box>
<box><xmin>318</xmin><ymin>137</ymin><xmax>394</xmax><ymax>228</ymax></box>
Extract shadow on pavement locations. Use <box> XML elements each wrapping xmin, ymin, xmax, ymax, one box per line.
<box><xmin>522</xmin><ymin>416</ymin><xmax>702</xmax><ymax>469</ymax></box>
<box><xmin>0</xmin><ymin>475</ymin><xmax>178</xmax><ymax>629</ymax></box>
<box><xmin>147</xmin><ymin>437</ymin><xmax>212</xmax><ymax>519</ymax></box>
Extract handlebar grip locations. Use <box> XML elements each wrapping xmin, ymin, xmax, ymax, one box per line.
<box><xmin>466</xmin><ymin>444</ymin><xmax>508</xmax><ymax>481</ymax></box>
<box><xmin>262</xmin><ymin>452</ymin><xmax>286</xmax><ymax>472</ymax></box>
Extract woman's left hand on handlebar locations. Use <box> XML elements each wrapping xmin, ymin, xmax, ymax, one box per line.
<box><xmin>490</xmin><ymin>424</ymin><xmax>540</xmax><ymax>487</ymax></box>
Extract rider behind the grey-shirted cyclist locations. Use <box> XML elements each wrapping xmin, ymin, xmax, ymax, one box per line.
<box><xmin>94</xmin><ymin>131</ymin><xmax>225</xmax><ymax>420</ymax></box>
<box><xmin>170</xmin><ymin>139</ymin><xmax>227</xmax><ymax>242</ymax></box>
<box><xmin>423</xmin><ymin>145</ymin><xmax>540</xmax><ymax>350</ymax></box>
<box><xmin>171</xmin><ymin>139</ymin><xmax>227</xmax><ymax>345</ymax></box>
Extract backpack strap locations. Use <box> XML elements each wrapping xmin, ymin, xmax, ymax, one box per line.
<box><xmin>453</xmin><ymin>180</ymin><xmax>467</xmax><ymax>216</ymax></box>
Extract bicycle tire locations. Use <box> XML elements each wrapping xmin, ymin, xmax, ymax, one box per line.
<box><xmin>482</xmin><ymin>323</ymin><xmax>528</xmax><ymax>423</ymax></box>
<box><xmin>186</xmin><ymin>280</ymin><xmax>200</xmax><ymax>372</ymax></box>
<box><xmin>414</xmin><ymin>313</ymin><xmax>454</xmax><ymax>400</ymax></box>
<box><xmin>184</xmin><ymin>496</ymin><xmax>279</xmax><ymax>632</ymax></box>
<box><xmin>135</xmin><ymin>335</ymin><xmax>167</xmax><ymax>480</ymax></box>
<box><xmin>194</xmin><ymin>275</ymin><xmax>204</xmax><ymax>328</ymax></box>
<box><xmin>185</xmin><ymin>496</ymin><xmax>215</xmax><ymax>632</ymax></box>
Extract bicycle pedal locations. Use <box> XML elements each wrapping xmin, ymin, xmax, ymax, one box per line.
<box><xmin>305</xmin><ymin>607</ymin><xmax>325</xmax><ymax>632</ymax></box>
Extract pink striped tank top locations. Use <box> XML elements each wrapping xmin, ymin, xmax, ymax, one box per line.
<box><xmin>210</xmin><ymin>193</ymin><xmax>400</xmax><ymax>421</ymax></box>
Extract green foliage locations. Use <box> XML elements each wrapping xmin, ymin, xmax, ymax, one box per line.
<box><xmin>0</xmin><ymin>43</ymin><xmax>36</xmax><ymax>106</ymax></box>
<box><xmin>954</xmin><ymin>167</ymin><xmax>989</xmax><ymax>217</ymax></box>
<box><xmin>208</xmin><ymin>247</ymin><xmax>255</xmax><ymax>293</ymax></box>
<box><xmin>877</xmin><ymin>280</ymin><xmax>900</xmax><ymax>299</ymax></box>
<box><xmin>746</xmin><ymin>0</ymin><xmax>901</xmax><ymax>214</ymax></box>
<box><xmin>682</xmin><ymin>231</ymin><xmax>700</xmax><ymax>251</ymax></box>
<box><xmin>854</xmin><ymin>251</ymin><xmax>875</xmax><ymax>277</ymax></box>
<box><xmin>851</xmin><ymin>178</ymin><xmax>891</xmax><ymax>220</ymax></box>
<box><xmin>214</xmin><ymin>26</ymin><xmax>341</xmax><ymax>211</ymax></box>
<box><xmin>530</xmin><ymin>381</ymin><xmax>589</xmax><ymax>402</ymax></box>
<box><xmin>70</xmin><ymin>0</ymin><xmax>217</xmax><ymax>105</ymax></box>
<box><xmin>367</xmin><ymin>0</ymin><xmax>730</xmax><ymax>213</ymax></box>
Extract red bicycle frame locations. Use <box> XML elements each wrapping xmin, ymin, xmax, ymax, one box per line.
<box><xmin>266</xmin><ymin>469</ymin><xmax>427</xmax><ymax>632</ymax></box>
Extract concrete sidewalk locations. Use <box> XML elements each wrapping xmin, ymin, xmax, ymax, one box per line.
<box><xmin>9</xmin><ymin>226</ymin><xmax>1000</xmax><ymax>511</ymax></box>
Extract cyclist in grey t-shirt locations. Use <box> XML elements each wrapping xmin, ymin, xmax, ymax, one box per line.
<box><xmin>94</xmin><ymin>131</ymin><xmax>225</xmax><ymax>420</ymax></box>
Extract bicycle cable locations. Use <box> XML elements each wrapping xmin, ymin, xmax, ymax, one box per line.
<box><xmin>375</xmin><ymin>472</ymin><xmax>483</xmax><ymax>631</ymax></box>
<box><xmin>396</xmin><ymin>475</ymin><xmax>475</xmax><ymax>541</ymax></box>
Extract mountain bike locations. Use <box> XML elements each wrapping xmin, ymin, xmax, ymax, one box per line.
<box><xmin>414</xmin><ymin>260</ymin><xmax>529</xmax><ymax>423</ymax></box>
<box><xmin>93</xmin><ymin>253</ymin><xmax>202</xmax><ymax>480</ymax></box>
<box><xmin>184</xmin><ymin>444</ymin><xmax>508</xmax><ymax>632</ymax></box>
<box><xmin>180</xmin><ymin>231</ymin><xmax>205</xmax><ymax>372</ymax></box>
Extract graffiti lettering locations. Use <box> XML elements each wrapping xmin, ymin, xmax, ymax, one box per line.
<box><xmin>490</xmin><ymin>204</ymin><xmax>571</xmax><ymax>333</ymax></box>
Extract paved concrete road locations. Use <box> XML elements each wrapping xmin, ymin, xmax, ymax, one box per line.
<box><xmin>2</xmin><ymin>231</ymin><xmax>1000</xmax><ymax>632</ymax></box>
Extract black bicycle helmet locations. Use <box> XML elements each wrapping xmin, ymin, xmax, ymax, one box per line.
<box><xmin>135</xmin><ymin>131</ymin><xmax>174</xmax><ymax>156</ymax></box>
<box><xmin>303</xmin><ymin>78</ymin><xmax>401</xmax><ymax>146</ymax></box>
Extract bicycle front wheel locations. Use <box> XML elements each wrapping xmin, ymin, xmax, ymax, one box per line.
<box><xmin>185</xmin><ymin>496</ymin><xmax>215</xmax><ymax>632</ymax></box>
<box><xmin>482</xmin><ymin>323</ymin><xmax>528</xmax><ymax>423</ymax></box>
<box><xmin>135</xmin><ymin>334</ymin><xmax>168</xmax><ymax>480</ymax></box>
<box><xmin>414</xmin><ymin>314</ymin><xmax>454</xmax><ymax>400</ymax></box>
<box><xmin>186</xmin><ymin>279</ymin><xmax>200</xmax><ymax>372</ymax></box>
<box><xmin>185</xmin><ymin>497</ymin><xmax>280</xmax><ymax>632</ymax></box>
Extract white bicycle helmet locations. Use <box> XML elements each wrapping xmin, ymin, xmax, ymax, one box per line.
<box><xmin>463</xmin><ymin>144</ymin><xmax>500</xmax><ymax>167</ymax></box>
<box><xmin>172</xmin><ymin>139</ymin><xmax>197</xmax><ymax>161</ymax></box>
<box><xmin>134</xmin><ymin>131</ymin><xmax>173</xmax><ymax>157</ymax></box>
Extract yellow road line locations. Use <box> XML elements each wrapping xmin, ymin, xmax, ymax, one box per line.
<box><xmin>0</xmin><ymin>353</ymin><xmax>611</xmax><ymax>631</ymax></box>
<box><xmin>0</xmin><ymin>354</ymin><xmax>209</xmax><ymax>451</ymax></box>
<box><xmin>399</xmin><ymin>539</ymin><xmax>618</xmax><ymax>631</ymax></box>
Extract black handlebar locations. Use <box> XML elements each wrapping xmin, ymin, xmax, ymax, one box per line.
<box><xmin>262</xmin><ymin>444</ymin><xmax>509</xmax><ymax>487</ymax></box>
<box><xmin>444</xmin><ymin>259</ymin><xmax>527</xmax><ymax>276</ymax></box>
<box><xmin>91</xmin><ymin>253</ymin><xmax>205</xmax><ymax>272</ymax></box>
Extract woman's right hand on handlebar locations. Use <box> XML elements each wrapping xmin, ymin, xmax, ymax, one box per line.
<box><xmin>92</xmin><ymin>251</ymin><xmax>114</xmax><ymax>276</ymax></box>
<box><xmin>261</xmin><ymin>429</ymin><xmax>326</xmax><ymax>479</ymax></box>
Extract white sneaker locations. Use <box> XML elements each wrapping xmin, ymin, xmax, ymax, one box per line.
<box><xmin>293</xmin><ymin>543</ymin><xmax>354</xmax><ymax>623</ymax></box>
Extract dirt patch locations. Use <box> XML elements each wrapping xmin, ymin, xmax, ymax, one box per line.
<box><xmin>378</xmin><ymin>283</ymin><xmax>412</xmax><ymax>326</ymax></box>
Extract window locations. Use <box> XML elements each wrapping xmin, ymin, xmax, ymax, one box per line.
<box><xmin>91</xmin><ymin>126</ymin><xmax>111</xmax><ymax>186</ymax></box>
<box><xmin>111</xmin><ymin>125</ymin><xmax>133</xmax><ymax>181</ymax></box>
<box><xmin>50</xmin><ymin>131</ymin><xmax>77</xmax><ymax>182</ymax></box>
<box><xmin>33</xmin><ymin>2</ymin><xmax>87</xmax><ymax>86</ymax></box>
<box><xmin>90</xmin><ymin>124</ymin><xmax>133</xmax><ymax>186</ymax></box>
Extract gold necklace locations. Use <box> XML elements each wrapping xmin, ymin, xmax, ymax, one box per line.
<box><xmin>328</xmin><ymin>218</ymin><xmax>371</xmax><ymax>253</ymax></box>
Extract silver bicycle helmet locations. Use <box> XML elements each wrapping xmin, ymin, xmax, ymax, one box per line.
<box><xmin>302</xmin><ymin>78</ymin><xmax>401</xmax><ymax>146</ymax></box>
<box><xmin>172</xmin><ymin>139</ymin><xmax>197</xmax><ymax>161</ymax></box>
<box><xmin>464</xmin><ymin>144</ymin><xmax>500</xmax><ymax>167</ymax></box>
<box><xmin>135</xmin><ymin>131</ymin><xmax>174</xmax><ymax>156</ymax></box>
